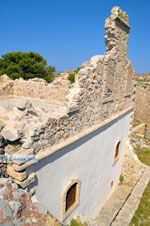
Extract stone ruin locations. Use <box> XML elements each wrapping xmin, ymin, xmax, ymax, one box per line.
<box><xmin>0</xmin><ymin>6</ymin><xmax>135</xmax><ymax>188</ymax></box>
<box><xmin>2</xmin><ymin>6</ymin><xmax>148</xmax><ymax>226</ymax></box>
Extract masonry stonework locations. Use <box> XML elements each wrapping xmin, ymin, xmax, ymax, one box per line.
<box><xmin>0</xmin><ymin>74</ymin><xmax>70</xmax><ymax>103</ymax></box>
<box><xmin>134</xmin><ymin>84</ymin><xmax>150</xmax><ymax>124</ymax></box>
<box><xmin>0</xmin><ymin>6</ymin><xmax>135</xmax><ymax>224</ymax></box>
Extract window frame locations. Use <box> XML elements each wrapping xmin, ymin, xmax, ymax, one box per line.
<box><xmin>112</xmin><ymin>140</ymin><xmax>121</xmax><ymax>165</ymax></box>
<box><xmin>61</xmin><ymin>178</ymin><xmax>81</xmax><ymax>221</ymax></box>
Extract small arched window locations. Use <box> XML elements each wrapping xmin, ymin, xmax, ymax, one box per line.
<box><xmin>66</xmin><ymin>183</ymin><xmax>77</xmax><ymax>211</ymax></box>
<box><xmin>115</xmin><ymin>141</ymin><xmax>121</xmax><ymax>159</ymax></box>
<box><xmin>61</xmin><ymin>178</ymin><xmax>80</xmax><ymax>221</ymax></box>
<box><xmin>113</xmin><ymin>141</ymin><xmax>121</xmax><ymax>165</ymax></box>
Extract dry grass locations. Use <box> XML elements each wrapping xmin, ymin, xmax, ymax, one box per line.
<box><xmin>130</xmin><ymin>145</ymin><xmax>150</xmax><ymax>226</ymax></box>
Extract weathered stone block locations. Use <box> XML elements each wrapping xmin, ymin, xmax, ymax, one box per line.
<box><xmin>0</xmin><ymin>186</ymin><xmax>9</xmax><ymax>197</ymax></box>
<box><xmin>1</xmin><ymin>127</ymin><xmax>21</xmax><ymax>142</ymax></box>
<box><xmin>12</xmin><ymin>189</ymin><xmax>25</xmax><ymax>199</ymax></box>
<box><xmin>14</xmin><ymin>173</ymin><xmax>35</xmax><ymax>188</ymax></box>
<box><xmin>7</xmin><ymin>166</ymin><xmax>27</xmax><ymax>181</ymax></box>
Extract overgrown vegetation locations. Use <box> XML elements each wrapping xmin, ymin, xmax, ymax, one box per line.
<box><xmin>44</xmin><ymin>74</ymin><xmax>54</xmax><ymax>83</ymax></box>
<box><xmin>130</xmin><ymin>182</ymin><xmax>150</xmax><ymax>226</ymax></box>
<box><xmin>119</xmin><ymin>175</ymin><xmax>124</xmax><ymax>183</ymax></box>
<box><xmin>68</xmin><ymin>73</ymin><xmax>75</xmax><ymax>83</ymax></box>
<box><xmin>130</xmin><ymin>135</ymin><xmax>150</xmax><ymax>225</ymax></box>
<box><xmin>132</xmin><ymin>119</ymin><xmax>142</xmax><ymax>128</ymax></box>
<box><xmin>136</xmin><ymin>73</ymin><xmax>150</xmax><ymax>89</ymax></box>
<box><xmin>143</xmin><ymin>83</ymin><xmax>150</xmax><ymax>88</ymax></box>
<box><xmin>67</xmin><ymin>219</ymin><xmax>84</xmax><ymax>226</ymax></box>
<box><xmin>136</xmin><ymin>73</ymin><xmax>150</xmax><ymax>83</ymax></box>
<box><xmin>12</xmin><ymin>144</ymin><xmax>21</xmax><ymax>152</ymax></box>
<box><xmin>0</xmin><ymin>52</ymin><xmax>55</xmax><ymax>83</ymax></box>
<box><xmin>134</xmin><ymin>146</ymin><xmax>150</xmax><ymax>166</ymax></box>
<box><xmin>130</xmin><ymin>132</ymin><xmax>150</xmax><ymax>147</ymax></box>
<box><xmin>68</xmin><ymin>67</ymin><xmax>80</xmax><ymax>83</ymax></box>
<box><xmin>74</xmin><ymin>67</ymin><xmax>80</xmax><ymax>73</ymax></box>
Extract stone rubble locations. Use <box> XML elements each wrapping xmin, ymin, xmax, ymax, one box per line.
<box><xmin>0</xmin><ymin>177</ymin><xmax>61</xmax><ymax>225</ymax></box>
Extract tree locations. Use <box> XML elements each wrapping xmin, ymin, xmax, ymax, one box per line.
<box><xmin>0</xmin><ymin>51</ymin><xmax>55</xmax><ymax>82</ymax></box>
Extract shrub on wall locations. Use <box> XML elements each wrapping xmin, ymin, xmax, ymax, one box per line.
<box><xmin>74</xmin><ymin>67</ymin><xmax>80</xmax><ymax>73</ymax></box>
<box><xmin>67</xmin><ymin>219</ymin><xmax>84</xmax><ymax>226</ymax></box>
<box><xmin>68</xmin><ymin>68</ymin><xmax>80</xmax><ymax>83</ymax></box>
<box><xmin>119</xmin><ymin>175</ymin><xmax>124</xmax><ymax>183</ymax></box>
<box><xmin>44</xmin><ymin>74</ymin><xmax>54</xmax><ymax>83</ymax></box>
<box><xmin>0</xmin><ymin>52</ymin><xmax>55</xmax><ymax>83</ymax></box>
<box><xmin>68</xmin><ymin>73</ymin><xmax>75</xmax><ymax>83</ymax></box>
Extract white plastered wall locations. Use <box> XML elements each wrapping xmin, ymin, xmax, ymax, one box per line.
<box><xmin>27</xmin><ymin>110</ymin><xmax>132</xmax><ymax>224</ymax></box>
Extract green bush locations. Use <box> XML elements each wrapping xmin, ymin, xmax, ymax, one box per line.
<box><xmin>67</xmin><ymin>219</ymin><xmax>83</xmax><ymax>226</ymax></box>
<box><xmin>74</xmin><ymin>67</ymin><xmax>80</xmax><ymax>73</ymax></box>
<box><xmin>119</xmin><ymin>175</ymin><xmax>124</xmax><ymax>183</ymax></box>
<box><xmin>44</xmin><ymin>74</ymin><xmax>54</xmax><ymax>83</ymax></box>
<box><xmin>132</xmin><ymin>119</ymin><xmax>141</xmax><ymax>128</ymax></box>
<box><xmin>68</xmin><ymin>73</ymin><xmax>75</xmax><ymax>83</ymax></box>
<box><xmin>0</xmin><ymin>51</ymin><xmax>55</xmax><ymax>83</ymax></box>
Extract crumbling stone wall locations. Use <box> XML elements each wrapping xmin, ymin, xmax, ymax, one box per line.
<box><xmin>64</xmin><ymin>6</ymin><xmax>134</xmax><ymax>128</ymax></box>
<box><xmin>134</xmin><ymin>84</ymin><xmax>150</xmax><ymax>124</ymax></box>
<box><xmin>0</xmin><ymin>75</ymin><xmax>70</xmax><ymax>103</ymax></box>
<box><xmin>0</xmin><ymin>7</ymin><xmax>134</xmax><ymax>188</ymax></box>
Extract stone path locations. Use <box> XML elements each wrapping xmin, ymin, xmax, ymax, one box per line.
<box><xmin>90</xmin><ymin>167</ymin><xmax>150</xmax><ymax>226</ymax></box>
<box><xmin>111</xmin><ymin>166</ymin><xmax>150</xmax><ymax>226</ymax></box>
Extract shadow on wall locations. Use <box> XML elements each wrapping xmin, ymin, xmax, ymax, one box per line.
<box><xmin>29</xmin><ymin>109</ymin><xmax>132</xmax><ymax>189</ymax></box>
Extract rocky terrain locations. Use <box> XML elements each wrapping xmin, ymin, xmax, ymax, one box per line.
<box><xmin>0</xmin><ymin>177</ymin><xmax>61</xmax><ymax>226</ymax></box>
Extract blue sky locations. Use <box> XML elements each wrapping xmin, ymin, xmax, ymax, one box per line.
<box><xmin>0</xmin><ymin>0</ymin><xmax>149</xmax><ymax>73</ymax></box>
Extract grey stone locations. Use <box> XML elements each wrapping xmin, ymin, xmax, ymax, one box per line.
<box><xmin>1</xmin><ymin>221</ymin><xmax>15</xmax><ymax>226</ymax></box>
<box><xmin>12</xmin><ymin>189</ymin><xmax>25</xmax><ymax>199</ymax></box>
<box><xmin>35</xmin><ymin>203</ymin><xmax>48</xmax><ymax>215</ymax></box>
<box><xmin>0</xmin><ymin>177</ymin><xmax>12</xmax><ymax>184</ymax></box>
<box><xmin>22</xmin><ymin>140</ymin><xmax>33</xmax><ymax>149</ymax></box>
<box><xmin>16</xmin><ymin>173</ymin><xmax>35</xmax><ymax>189</ymax></box>
<box><xmin>12</xmin><ymin>219</ymin><xmax>25</xmax><ymax>226</ymax></box>
<box><xmin>1</xmin><ymin>127</ymin><xmax>21</xmax><ymax>142</ymax></box>
<box><xmin>31</xmin><ymin>195</ymin><xmax>38</xmax><ymax>203</ymax></box>
<box><xmin>9</xmin><ymin>200</ymin><xmax>22</xmax><ymax>217</ymax></box>
<box><xmin>26</xmin><ymin>218</ymin><xmax>32</xmax><ymax>224</ymax></box>
<box><xmin>17</xmin><ymin>99</ymin><xmax>38</xmax><ymax>116</ymax></box>
<box><xmin>25</xmin><ymin>108</ymin><xmax>37</xmax><ymax>116</ymax></box>
<box><xmin>0</xmin><ymin>148</ymin><xmax>4</xmax><ymax>154</ymax></box>
<box><xmin>3</xmin><ymin>205</ymin><xmax>13</xmax><ymax>218</ymax></box>
<box><xmin>17</xmin><ymin>99</ymin><xmax>32</xmax><ymax>111</ymax></box>
<box><xmin>11</xmin><ymin>183</ymin><xmax>18</xmax><ymax>190</ymax></box>
<box><xmin>0</xmin><ymin>199</ymin><xmax>8</xmax><ymax>209</ymax></box>
<box><xmin>0</xmin><ymin>135</ymin><xmax>5</xmax><ymax>148</ymax></box>
<box><xmin>68</xmin><ymin>105</ymin><xmax>80</xmax><ymax>113</ymax></box>
<box><xmin>0</xmin><ymin>186</ymin><xmax>9</xmax><ymax>197</ymax></box>
<box><xmin>29</xmin><ymin>188</ymin><xmax>36</xmax><ymax>196</ymax></box>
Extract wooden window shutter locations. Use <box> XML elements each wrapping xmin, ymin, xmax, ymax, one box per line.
<box><xmin>66</xmin><ymin>183</ymin><xmax>77</xmax><ymax>211</ymax></box>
